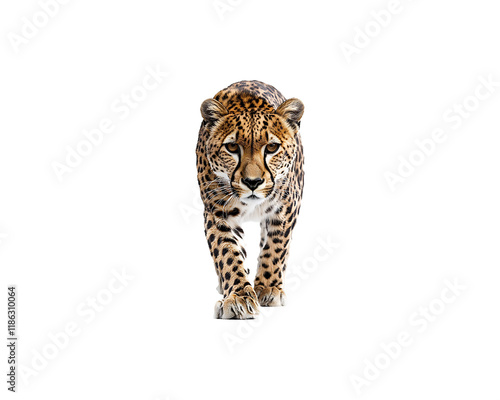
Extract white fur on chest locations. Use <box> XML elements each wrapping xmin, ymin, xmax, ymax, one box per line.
<box><xmin>238</xmin><ymin>198</ymin><xmax>278</xmax><ymax>223</ymax></box>
<box><xmin>241</xmin><ymin>202</ymin><xmax>266</xmax><ymax>222</ymax></box>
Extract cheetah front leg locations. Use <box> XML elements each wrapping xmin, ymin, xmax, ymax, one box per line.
<box><xmin>254</xmin><ymin>208</ymin><xmax>297</xmax><ymax>306</ymax></box>
<box><xmin>204</xmin><ymin>211</ymin><xmax>259</xmax><ymax>319</ymax></box>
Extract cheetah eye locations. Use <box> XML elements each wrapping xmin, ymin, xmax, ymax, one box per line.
<box><xmin>265</xmin><ymin>143</ymin><xmax>280</xmax><ymax>154</ymax></box>
<box><xmin>225</xmin><ymin>143</ymin><xmax>239</xmax><ymax>154</ymax></box>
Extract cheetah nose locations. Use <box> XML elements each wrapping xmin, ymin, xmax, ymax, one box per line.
<box><xmin>242</xmin><ymin>178</ymin><xmax>264</xmax><ymax>191</ymax></box>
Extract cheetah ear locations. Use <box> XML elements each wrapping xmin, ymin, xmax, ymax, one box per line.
<box><xmin>201</xmin><ymin>99</ymin><xmax>228</xmax><ymax>122</ymax></box>
<box><xmin>276</xmin><ymin>98</ymin><xmax>304</xmax><ymax>123</ymax></box>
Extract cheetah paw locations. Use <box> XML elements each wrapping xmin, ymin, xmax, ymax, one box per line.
<box><xmin>255</xmin><ymin>286</ymin><xmax>287</xmax><ymax>307</ymax></box>
<box><xmin>214</xmin><ymin>286</ymin><xmax>260</xmax><ymax>319</ymax></box>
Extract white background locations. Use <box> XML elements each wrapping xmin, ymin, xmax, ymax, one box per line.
<box><xmin>1</xmin><ymin>0</ymin><xmax>499</xmax><ymax>399</ymax></box>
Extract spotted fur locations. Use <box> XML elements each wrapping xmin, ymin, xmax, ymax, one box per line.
<box><xmin>196</xmin><ymin>80</ymin><xmax>304</xmax><ymax>319</ymax></box>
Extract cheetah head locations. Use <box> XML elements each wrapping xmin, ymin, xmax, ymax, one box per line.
<box><xmin>200</xmin><ymin>97</ymin><xmax>304</xmax><ymax>204</ymax></box>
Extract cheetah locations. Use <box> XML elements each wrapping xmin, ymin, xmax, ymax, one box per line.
<box><xmin>196</xmin><ymin>80</ymin><xmax>304</xmax><ymax>319</ymax></box>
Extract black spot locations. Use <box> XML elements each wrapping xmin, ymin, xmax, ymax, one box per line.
<box><xmin>263</xmin><ymin>271</ymin><xmax>272</xmax><ymax>279</ymax></box>
<box><xmin>207</xmin><ymin>220</ymin><xmax>213</xmax><ymax>229</ymax></box>
<box><xmin>234</xmin><ymin>278</ymin><xmax>241</xmax><ymax>285</ymax></box>
<box><xmin>218</xmin><ymin>225</ymin><xmax>231</xmax><ymax>232</ymax></box>
<box><xmin>208</xmin><ymin>234</ymin><xmax>215</xmax><ymax>243</ymax></box>
<box><xmin>222</xmin><ymin>248</ymin><xmax>228</xmax><ymax>256</ymax></box>
<box><xmin>225</xmin><ymin>272</ymin><xmax>230</xmax><ymax>280</ymax></box>
<box><xmin>213</xmin><ymin>248</ymin><xmax>219</xmax><ymax>257</ymax></box>
<box><xmin>227</xmin><ymin>257</ymin><xmax>234</xmax><ymax>265</ymax></box>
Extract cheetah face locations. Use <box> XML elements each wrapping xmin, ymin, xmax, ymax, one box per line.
<box><xmin>201</xmin><ymin>98</ymin><xmax>304</xmax><ymax>203</ymax></box>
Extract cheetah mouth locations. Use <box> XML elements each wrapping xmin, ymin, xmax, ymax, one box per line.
<box><xmin>241</xmin><ymin>194</ymin><xmax>265</xmax><ymax>204</ymax></box>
